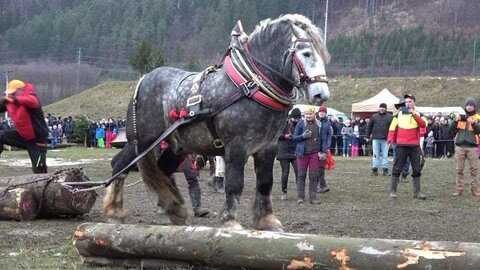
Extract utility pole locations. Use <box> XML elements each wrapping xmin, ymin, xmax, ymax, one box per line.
<box><xmin>76</xmin><ymin>48</ymin><xmax>82</xmax><ymax>91</ymax></box>
<box><xmin>324</xmin><ymin>0</ymin><xmax>329</xmax><ymax>44</ymax></box>
<box><xmin>3</xmin><ymin>71</ymin><xmax>13</xmax><ymax>120</ymax></box>
<box><xmin>473</xmin><ymin>39</ymin><xmax>477</xmax><ymax>77</ymax></box>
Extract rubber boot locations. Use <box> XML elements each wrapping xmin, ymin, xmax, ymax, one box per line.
<box><xmin>412</xmin><ymin>177</ymin><xmax>426</xmax><ymax>200</ymax></box>
<box><xmin>317</xmin><ymin>167</ymin><xmax>330</xmax><ymax>193</ymax></box>
<box><xmin>371</xmin><ymin>167</ymin><xmax>378</xmax><ymax>176</ymax></box>
<box><xmin>452</xmin><ymin>188</ymin><xmax>463</xmax><ymax>197</ymax></box>
<box><xmin>471</xmin><ymin>187</ymin><xmax>480</xmax><ymax>196</ymax></box>
<box><xmin>390</xmin><ymin>177</ymin><xmax>398</xmax><ymax>199</ymax></box>
<box><xmin>188</xmin><ymin>186</ymin><xmax>210</xmax><ymax>217</ymax></box>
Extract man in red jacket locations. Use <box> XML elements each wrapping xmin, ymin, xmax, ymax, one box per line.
<box><xmin>0</xmin><ymin>80</ymin><xmax>49</xmax><ymax>173</ymax></box>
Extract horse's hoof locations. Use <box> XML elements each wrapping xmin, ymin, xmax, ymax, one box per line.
<box><xmin>254</xmin><ymin>214</ymin><xmax>284</xmax><ymax>232</ymax></box>
<box><xmin>105</xmin><ymin>209</ymin><xmax>127</xmax><ymax>224</ymax></box>
<box><xmin>166</xmin><ymin>204</ymin><xmax>189</xmax><ymax>225</ymax></box>
<box><xmin>223</xmin><ymin>220</ymin><xmax>244</xmax><ymax>230</ymax></box>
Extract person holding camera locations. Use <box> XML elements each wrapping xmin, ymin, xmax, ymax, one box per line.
<box><xmin>451</xmin><ymin>98</ymin><xmax>480</xmax><ymax>197</ymax></box>
<box><xmin>292</xmin><ymin>106</ymin><xmax>321</xmax><ymax>204</ymax></box>
<box><xmin>0</xmin><ymin>80</ymin><xmax>49</xmax><ymax>173</ymax></box>
<box><xmin>387</xmin><ymin>94</ymin><xmax>428</xmax><ymax>199</ymax></box>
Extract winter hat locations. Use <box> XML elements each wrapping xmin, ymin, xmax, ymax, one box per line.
<box><xmin>465</xmin><ymin>98</ymin><xmax>477</xmax><ymax>109</ymax></box>
<box><xmin>289</xmin><ymin>108</ymin><xmax>301</xmax><ymax>119</ymax></box>
<box><xmin>318</xmin><ymin>105</ymin><xmax>328</xmax><ymax>113</ymax></box>
<box><xmin>379</xmin><ymin>103</ymin><xmax>387</xmax><ymax>109</ymax></box>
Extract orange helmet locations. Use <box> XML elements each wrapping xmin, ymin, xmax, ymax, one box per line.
<box><xmin>6</xmin><ymin>80</ymin><xmax>25</xmax><ymax>94</ymax></box>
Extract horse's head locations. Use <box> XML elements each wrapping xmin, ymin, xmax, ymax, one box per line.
<box><xmin>248</xmin><ymin>14</ymin><xmax>331</xmax><ymax>106</ymax></box>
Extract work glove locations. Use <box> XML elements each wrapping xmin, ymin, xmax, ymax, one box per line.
<box><xmin>302</xmin><ymin>130</ymin><xmax>312</xmax><ymax>139</ymax></box>
<box><xmin>284</xmin><ymin>133</ymin><xmax>292</xmax><ymax>139</ymax></box>
<box><xmin>318</xmin><ymin>152</ymin><xmax>327</xmax><ymax>160</ymax></box>
<box><xmin>0</xmin><ymin>98</ymin><xmax>7</xmax><ymax>107</ymax></box>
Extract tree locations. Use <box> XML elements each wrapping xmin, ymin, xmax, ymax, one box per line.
<box><xmin>129</xmin><ymin>41</ymin><xmax>152</xmax><ymax>74</ymax></box>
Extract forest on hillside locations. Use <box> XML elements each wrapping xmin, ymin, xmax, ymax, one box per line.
<box><xmin>0</xmin><ymin>0</ymin><xmax>479</xmax><ymax>104</ymax></box>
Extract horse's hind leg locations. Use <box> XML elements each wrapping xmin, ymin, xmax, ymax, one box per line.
<box><xmin>139</xmin><ymin>150</ymin><xmax>188</xmax><ymax>225</ymax></box>
<box><xmin>103</xmin><ymin>144</ymin><xmax>136</xmax><ymax>223</ymax></box>
<box><xmin>252</xmin><ymin>146</ymin><xmax>283</xmax><ymax>232</ymax></box>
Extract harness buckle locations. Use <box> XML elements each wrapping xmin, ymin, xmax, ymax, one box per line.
<box><xmin>186</xmin><ymin>95</ymin><xmax>202</xmax><ymax>107</ymax></box>
<box><xmin>240</xmin><ymin>81</ymin><xmax>257</xmax><ymax>97</ymax></box>
<box><xmin>213</xmin><ymin>139</ymin><xmax>225</xmax><ymax>149</ymax></box>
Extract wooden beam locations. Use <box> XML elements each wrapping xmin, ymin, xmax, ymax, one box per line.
<box><xmin>74</xmin><ymin>223</ymin><xmax>480</xmax><ymax>270</ymax></box>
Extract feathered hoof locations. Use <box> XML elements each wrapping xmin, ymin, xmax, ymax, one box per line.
<box><xmin>166</xmin><ymin>204</ymin><xmax>189</xmax><ymax>225</ymax></box>
<box><xmin>254</xmin><ymin>214</ymin><xmax>284</xmax><ymax>232</ymax></box>
<box><xmin>105</xmin><ymin>209</ymin><xmax>128</xmax><ymax>224</ymax></box>
<box><xmin>222</xmin><ymin>220</ymin><xmax>244</xmax><ymax>230</ymax></box>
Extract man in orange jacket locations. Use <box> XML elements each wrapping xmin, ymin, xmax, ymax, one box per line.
<box><xmin>387</xmin><ymin>94</ymin><xmax>427</xmax><ymax>199</ymax></box>
<box><xmin>0</xmin><ymin>80</ymin><xmax>49</xmax><ymax>173</ymax></box>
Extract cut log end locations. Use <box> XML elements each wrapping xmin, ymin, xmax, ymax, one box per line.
<box><xmin>0</xmin><ymin>188</ymin><xmax>39</xmax><ymax>221</ymax></box>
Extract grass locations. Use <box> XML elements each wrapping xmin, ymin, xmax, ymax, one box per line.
<box><xmin>44</xmin><ymin>77</ymin><xmax>480</xmax><ymax>120</ymax></box>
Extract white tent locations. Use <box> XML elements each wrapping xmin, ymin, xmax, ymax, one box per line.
<box><xmin>416</xmin><ymin>106</ymin><xmax>465</xmax><ymax>117</ymax></box>
<box><xmin>351</xmin><ymin>89</ymin><xmax>400</xmax><ymax>118</ymax></box>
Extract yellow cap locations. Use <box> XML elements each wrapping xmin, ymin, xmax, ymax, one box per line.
<box><xmin>305</xmin><ymin>105</ymin><xmax>316</xmax><ymax>113</ymax></box>
<box><xmin>6</xmin><ymin>80</ymin><xmax>25</xmax><ymax>94</ymax></box>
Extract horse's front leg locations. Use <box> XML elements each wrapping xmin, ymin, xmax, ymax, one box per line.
<box><xmin>221</xmin><ymin>146</ymin><xmax>247</xmax><ymax>230</ymax></box>
<box><xmin>252</xmin><ymin>146</ymin><xmax>283</xmax><ymax>232</ymax></box>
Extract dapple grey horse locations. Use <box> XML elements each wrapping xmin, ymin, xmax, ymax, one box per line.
<box><xmin>103</xmin><ymin>14</ymin><xmax>330</xmax><ymax>231</ymax></box>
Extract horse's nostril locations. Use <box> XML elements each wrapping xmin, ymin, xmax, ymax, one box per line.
<box><xmin>312</xmin><ymin>95</ymin><xmax>325</xmax><ymax>105</ymax></box>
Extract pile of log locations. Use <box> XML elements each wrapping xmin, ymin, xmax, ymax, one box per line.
<box><xmin>74</xmin><ymin>223</ymin><xmax>480</xmax><ymax>270</ymax></box>
<box><xmin>0</xmin><ymin>168</ymin><xmax>97</xmax><ymax>221</ymax></box>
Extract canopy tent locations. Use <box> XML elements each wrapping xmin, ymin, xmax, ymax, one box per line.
<box><xmin>291</xmin><ymin>104</ymin><xmax>348</xmax><ymax>120</ymax></box>
<box><xmin>416</xmin><ymin>106</ymin><xmax>465</xmax><ymax>117</ymax></box>
<box><xmin>351</xmin><ymin>89</ymin><xmax>400</xmax><ymax>118</ymax></box>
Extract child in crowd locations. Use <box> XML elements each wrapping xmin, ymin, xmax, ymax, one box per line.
<box><xmin>425</xmin><ymin>131</ymin><xmax>435</xmax><ymax>158</ymax></box>
<box><xmin>341</xmin><ymin>119</ymin><xmax>353</xmax><ymax>157</ymax></box>
<box><xmin>350</xmin><ymin>124</ymin><xmax>360</xmax><ymax>157</ymax></box>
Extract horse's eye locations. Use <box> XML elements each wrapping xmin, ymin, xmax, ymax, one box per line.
<box><xmin>302</xmin><ymin>52</ymin><xmax>311</xmax><ymax>58</ymax></box>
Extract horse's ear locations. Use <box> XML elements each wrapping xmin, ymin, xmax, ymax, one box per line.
<box><xmin>230</xmin><ymin>20</ymin><xmax>248</xmax><ymax>45</ymax></box>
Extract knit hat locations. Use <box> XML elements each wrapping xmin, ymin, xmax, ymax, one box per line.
<box><xmin>379</xmin><ymin>103</ymin><xmax>387</xmax><ymax>109</ymax></box>
<box><xmin>318</xmin><ymin>105</ymin><xmax>327</xmax><ymax>113</ymax></box>
<box><xmin>289</xmin><ymin>108</ymin><xmax>301</xmax><ymax>119</ymax></box>
<box><xmin>465</xmin><ymin>98</ymin><xmax>477</xmax><ymax>109</ymax></box>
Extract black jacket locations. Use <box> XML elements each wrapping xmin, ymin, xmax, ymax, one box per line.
<box><xmin>367</xmin><ymin>112</ymin><xmax>393</xmax><ymax>140</ymax></box>
<box><xmin>276</xmin><ymin>120</ymin><xmax>297</xmax><ymax>160</ymax></box>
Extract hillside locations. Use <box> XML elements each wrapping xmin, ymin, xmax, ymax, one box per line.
<box><xmin>45</xmin><ymin>77</ymin><xmax>480</xmax><ymax>119</ymax></box>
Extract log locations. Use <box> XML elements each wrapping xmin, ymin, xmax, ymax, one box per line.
<box><xmin>0</xmin><ymin>168</ymin><xmax>97</xmax><ymax>219</ymax></box>
<box><xmin>74</xmin><ymin>223</ymin><xmax>480</xmax><ymax>270</ymax></box>
<box><xmin>0</xmin><ymin>187</ymin><xmax>39</xmax><ymax>220</ymax></box>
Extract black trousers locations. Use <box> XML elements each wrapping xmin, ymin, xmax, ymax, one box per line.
<box><xmin>279</xmin><ymin>158</ymin><xmax>297</xmax><ymax>193</ymax></box>
<box><xmin>0</xmin><ymin>129</ymin><xmax>48</xmax><ymax>174</ymax></box>
<box><xmin>392</xmin><ymin>146</ymin><xmax>422</xmax><ymax>178</ymax></box>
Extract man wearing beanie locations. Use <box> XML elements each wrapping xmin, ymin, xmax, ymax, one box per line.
<box><xmin>367</xmin><ymin>103</ymin><xmax>393</xmax><ymax>176</ymax></box>
<box><xmin>276</xmin><ymin>108</ymin><xmax>301</xmax><ymax>201</ymax></box>
<box><xmin>316</xmin><ymin>105</ymin><xmax>332</xmax><ymax>193</ymax></box>
<box><xmin>451</xmin><ymin>98</ymin><xmax>480</xmax><ymax>197</ymax></box>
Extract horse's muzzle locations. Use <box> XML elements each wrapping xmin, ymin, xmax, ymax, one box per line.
<box><xmin>308</xmin><ymin>84</ymin><xmax>330</xmax><ymax>105</ymax></box>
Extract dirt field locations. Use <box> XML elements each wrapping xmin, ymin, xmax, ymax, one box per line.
<box><xmin>1</xmin><ymin>147</ymin><xmax>480</xmax><ymax>268</ymax></box>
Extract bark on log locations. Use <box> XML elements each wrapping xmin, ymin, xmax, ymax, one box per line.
<box><xmin>0</xmin><ymin>187</ymin><xmax>38</xmax><ymax>220</ymax></box>
<box><xmin>74</xmin><ymin>223</ymin><xmax>480</xmax><ymax>270</ymax></box>
<box><xmin>0</xmin><ymin>168</ymin><xmax>97</xmax><ymax>219</ymax></box>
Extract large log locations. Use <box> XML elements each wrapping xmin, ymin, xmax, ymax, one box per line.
<box><xmin>0</xmin><ymin>187</ymin><xmax>39</xmax><ymax>220</ymax></box>
<box><xmin>74</xmin><ymin>223</ymin><xmax>480</xmax><ymax>270</ymax></box>
<box><xmin>0</xmin><ymin>168</ymin><xmax>97</xmax><ymax>219</ymax></box>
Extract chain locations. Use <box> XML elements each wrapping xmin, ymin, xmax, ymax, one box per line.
<box><xmin>70</xmin><ymin>179</ymin><xmax>143</xmax><ymax>194</ymax></box>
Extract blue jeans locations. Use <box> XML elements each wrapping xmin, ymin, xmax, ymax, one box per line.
<box><xmin>342</xmin><ymin>137</ymin><xmax>350</xmax><ymax>155</ymax></box>
<box><xmin>372</xmin><ymin>139</ymin><xmax>389</xmax><ymax>169</ymax></box>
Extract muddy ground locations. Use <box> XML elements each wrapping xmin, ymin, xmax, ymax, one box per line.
<box><xmin>1</xmin><ymin>148</ymin><xmax>480</xmax><ymax>268</ymax></box>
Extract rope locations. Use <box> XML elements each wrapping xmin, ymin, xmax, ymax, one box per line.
<box><xmin>70</xmin><ymin>179</ymin><xmax>143</xmax><ymax>194</ymax></box>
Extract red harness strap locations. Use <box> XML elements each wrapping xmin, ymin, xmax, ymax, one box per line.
<box><xmin>224</xmin><ymin>53</ymin><xmax>290</xmax><ymax>111</ymax></box>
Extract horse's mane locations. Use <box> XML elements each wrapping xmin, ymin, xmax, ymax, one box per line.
<box><xmin>251</xmin><ymin>14</ymin><xmax>331</xmax><ymax>64</ymax></box>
